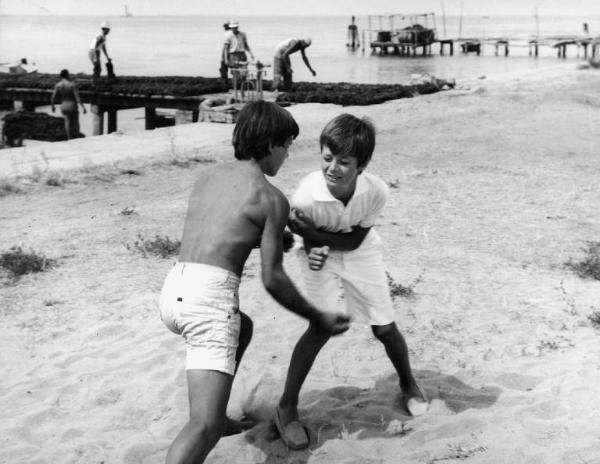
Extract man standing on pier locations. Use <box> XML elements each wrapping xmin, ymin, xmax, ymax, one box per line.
<box><xmin>223</xmin><ymin>21</ymin><xmax>254</xmax><ymax>68</ymax></box>
<box><xmin>89</xmin><ymin>21</ymin><xmax>112</xmax><ymax>78</ymax></box>
<box><xmin>271</xmin><ymin>38</ymin><xmax>316</xmax><ymax>91</ymax></box>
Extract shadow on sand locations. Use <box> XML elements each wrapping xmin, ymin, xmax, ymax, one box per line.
<box><xmin>242</xmin><ymin>369</ymin><xmax>502</xmax><ymax>464</ymax></box>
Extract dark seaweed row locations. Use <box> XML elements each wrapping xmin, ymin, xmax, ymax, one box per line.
<box><xmin>0</xmin><ymin>73</ymin><xmax>228</xmax><ymax>97</ymax></box>
<box><xmin>0</xmin><ymin>73</ymin><xmax>452</xmax><ymax>104</ymax></box>
<box><xmin>275</xmin><ymin>81</ymin><xmax>450</xmax><ymax>106</ymax></box>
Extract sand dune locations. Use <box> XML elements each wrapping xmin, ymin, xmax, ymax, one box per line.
<box><xmin>1</xmin><ymin>63</ymin><xmax>600</xmax><ymax>463</ymax></box>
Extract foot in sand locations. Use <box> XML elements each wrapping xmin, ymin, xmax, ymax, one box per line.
<box><xmin>273</xmin><ymin>404</ymin><xmax>310</xmax><ymax>450</ymax></box>
<box><xmin>223</xmin><ymin>416</ymin><xmax>256</xmax><ymax>436</ymax></box>
<box><xmin>399</xmin><ymin>383</ymin><xmax>429</xmax><ymax>417</ymax></box>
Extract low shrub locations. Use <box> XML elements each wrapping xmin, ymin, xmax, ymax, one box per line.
<box><xmin>127</xmin><ymin>233</ymin><xmax>180</xmax><ymax>258</ymax></box>
<box><xmin>565</xmin><ymin>242</ymin><xmax>600</xmax><ymax>281</ymax></box>
<box><xmin>0</xmin><ymin>246</ymin><xmax>56</xmax><ymax>276</ymax></box>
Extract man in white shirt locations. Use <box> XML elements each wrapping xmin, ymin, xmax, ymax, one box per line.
<box><xmin>89</xmin><ymin>21</ymin><xmax>111</xmax><ymax>78</ymax></box>
<box><xmin>222</xmin><ymin>21</ymin><xmax>254</xmax><ymax>68</ymax></box>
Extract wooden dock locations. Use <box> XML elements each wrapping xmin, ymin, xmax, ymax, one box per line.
<box><xmin>370</xmin><ymin>35</ymin><xmax>599</xmax><ymax>59</ymax></box>
<box><xmin>0</xmin><ymin>87</ymin><xmax>203</xmax><ymax>135</ymax></box>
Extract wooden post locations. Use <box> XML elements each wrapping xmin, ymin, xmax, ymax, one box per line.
<box><xmin>91</xmin><ymin>104</ymin><xmax>104</xmax><ymax>136</ymax></box>
<box><xmin>145</xmin><ymin>107</ymin><xmax>156</xmax><ymax>130</ymax></box>
<box><xmin>192</xmin><ymin>110</ymin><xmax>199</xmax><ymax>123</ymax></box>
<box><xmin>107</xmin><ymin>108</ymin><xmax>117</xmax><ymax>134</ymax></box>
<box><xmin>505</xmin><ymin>43</ymin><xmax>509</xmax><ymax>56</ymax></box>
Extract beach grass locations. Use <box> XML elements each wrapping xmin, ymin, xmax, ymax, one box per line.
<box><xmin>0</xmin><ymin>246</ymin><xmax>55</xmax><ymax>277</ymax></box>
<box><xmin>126</xmin><ymin>233</ymin><xmax>181</xmax><ymax>258</ymax></box>
<box><xmin>565</xmin><ymin>241</ymin><xmax>600</xmax><ymax>281</ymax></box>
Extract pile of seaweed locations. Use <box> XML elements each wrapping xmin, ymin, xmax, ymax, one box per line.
<box><xmin>2</xmin><ymin>111</ymin><xmax>84</xmax><ymax>146</ymax></box>
<box><xmin>0</xmin><ymin>73</ymin><xmax>454</xmax><ymax>105</ymax></box>
<box><xmin>275</xmin><ymin>80</ymin><xmax>454</xmax><ymax>106</ymax></box>
<box><xmin>0</xmin><ymin>73</ymin><xmax>228</xmax><ymax>97</ymax></box>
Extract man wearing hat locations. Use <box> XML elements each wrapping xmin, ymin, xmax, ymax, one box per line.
<box><xmin>89</xmin><ymin>21</ymin><xmax>112</xmax><ymax>78</ymax></box>
<box><xmin>271</xmin><ymin>38</ymin><xmax>316</xmax><ymax>91</ymax></box>
<box><xmin>222</xmin><ymin>21</ymin><xmax>254</xmax><ymax>69</ymax></box>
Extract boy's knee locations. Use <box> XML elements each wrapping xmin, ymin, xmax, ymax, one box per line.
<box><xmin>188</xmin><ymin>416</ymin><xmax>223</xmax><ymax>443</ymax></box>
<box><xmin>371</xmin><ymin>322</ymin><xmax>397</xmax><ymax>341</ymax></box>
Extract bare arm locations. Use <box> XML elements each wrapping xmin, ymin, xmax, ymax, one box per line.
<box><xmin>51</xmin><ymin>85</ymin><xmax>58</xmax><ymax>111</ymax></box>
<box><xmin>260</xmin><ymin>194</ymin><xmax>349</xmax><ymax>334</ymax></box>
<box><xmin>102</xmin><ymin>43</ymin><xmax>110</xmax><ymax>61</ymax></box>
<box><xmin>73</xmin><ymin>85</ymin><xmax>86</xmax><ymax>113</ymax></box>
<box><xmin>300</xmin><ymin>49</ymin><xmax>316</xmax><ymax>76</ymax></box>
<box><xmin>244</xmin><ymin>33</ymin><xmax>254</xmax><ymax>59</ymax></box>
<box><xmin>289</xmin><ymin>208</ymin><xmax>370</xmax><ymax>251</ymax></box>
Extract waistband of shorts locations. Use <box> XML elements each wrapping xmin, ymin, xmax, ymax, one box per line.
<box><xmin>173</xmin><ymin>262</ymin><xmax>240</xmax><ymax>284</ymax></box>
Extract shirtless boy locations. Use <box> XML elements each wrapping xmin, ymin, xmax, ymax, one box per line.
<box><xmin>158</xmin><ymin>100</ymin><xmax>350</xmax><ymax>464</ymax></box>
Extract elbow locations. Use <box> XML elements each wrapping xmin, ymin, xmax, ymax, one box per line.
<box><xmin>262</xmin><ymin>267</ymin><xmax>284</xmax><ymax>296</ymax></box>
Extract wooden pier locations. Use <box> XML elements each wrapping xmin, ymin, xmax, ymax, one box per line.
<box><xmin>370</xmin><ymin>33</ymin><xmax>597</xmax><ymax>60</ymax></box>
<box><xmin>0</xmin><ymin>87</ymin><xmax>202</xmax><ymax>135</ymax></box>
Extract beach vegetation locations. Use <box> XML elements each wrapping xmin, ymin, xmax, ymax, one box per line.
<box><xmin>127</xmin><ymin>233</ymin><xmax>180</xmax><ymax>258</ymax></box>
<box><xmin>45</xmin><ymin>171</ymin><xmax>67</xmax><ymax>187</ymax></box>
<box><xmin>0</xmin><ymin>178</ymin><xmax>23</xmax><ymax>196</ymax></box>
<box><xmin>386</xmin><ymin>270</ymin><xmax>424</xmax><ymax>299</ymax></box>
<box><xmin>0</xmin><ymin>246</ymin><xmax>56</xmax><ymax>277</ymax></box>
<box><xmin>120</xmin><ymin>206</ymin><xmax>137</xmax><ymax>216</ymax></box>
<box><xmin>565</xmin><ymin>241</ymin><xmax>600</xmax><ymax>281</ymax></box>
<box><xmin>588</xmin><ymin>311</ymin><xmax>600</xmax><ymax>329</ymax></box>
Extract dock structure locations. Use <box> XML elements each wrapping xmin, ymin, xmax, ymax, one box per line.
<box><xmin>0</xmin><ymin>87</ymin><xmax>202</xmax><ymax>136</ymax></box>
<box><xmin>368</xmin><ymin>13</ymin><xmax>438</xmax><ymax>57</ymax></box>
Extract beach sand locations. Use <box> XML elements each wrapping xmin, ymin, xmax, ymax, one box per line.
<box><xmin>1</xmin><ymin>63</ymin><xmax>600</xmax><ymax>464</ymax></box>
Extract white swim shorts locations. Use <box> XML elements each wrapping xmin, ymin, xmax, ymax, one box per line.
<box><xmin>300</xmin><ymin>244</ymin><xmax>395</xmax><ymax>326</ymax></box>
<box><xmin>159</xmin><ymin>262</ymin><xmax>241</xmax><ymax>375</ymax></box>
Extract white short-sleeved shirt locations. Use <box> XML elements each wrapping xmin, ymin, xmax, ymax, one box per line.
<box><xmin>224</xmin><ymin>30</ymin><xmax>249</xmax><ymax>54</ymax></box>
<box><xmin>90</xmin><ymin>33</ymin><xmax>107</xmax><ymax>52</ymax></box>
<box><xmin>291</xmin><ymin>170</ymin><xmax>389</xmax><ymax>251</ymax></box>
<box><xmin>292</xmin><ymin>170</ymin><xmax>395</xmax><ymax>325</ymax></box>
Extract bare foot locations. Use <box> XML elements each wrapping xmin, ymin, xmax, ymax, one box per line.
<box><xmin>399</xmin><ymin>383</ymin><xmax>429</xmax><ymax>417</ymax></box>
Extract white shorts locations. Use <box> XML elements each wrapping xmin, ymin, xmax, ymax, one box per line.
<box><xmin>301</xmin><ymin>245</ymin><xmax>395</xmax><ymax>326</ymax></box>
<box><xmin>159</xmin><ymin>262</ymin><xmax>241</xmax><ymax>375</ymax></box>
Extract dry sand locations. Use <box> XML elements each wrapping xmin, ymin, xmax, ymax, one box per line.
<box><xmin>1</xmin><ymin>63</ymin><xmax>600</xmax><ymax>464</ymax></box>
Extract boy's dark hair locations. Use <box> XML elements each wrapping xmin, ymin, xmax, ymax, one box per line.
<box><xmin>319</xmin><ymin>113</ymin><xmax>375</xmax><ymax>168</ymax></box>
<box><xmin>60</xmin><ymin>69</ymin><xmax>70</xmax><ymax>79</ymax></box>
<box><xmin>232</xmin><ymin>101</ymin><xmax>299</xmax><ymax>160</ymax></box>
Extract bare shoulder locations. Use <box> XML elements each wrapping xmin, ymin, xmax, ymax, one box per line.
<box><xmin>261</xmin><ymin>181</ymin><xmax>290</xmax><ymax>216</ymax></box>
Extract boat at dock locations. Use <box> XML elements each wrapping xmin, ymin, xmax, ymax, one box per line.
<box><xmin>368</xmin><ymin>13</ymin><xmax>437</xmax><ymax>55</ymax></box>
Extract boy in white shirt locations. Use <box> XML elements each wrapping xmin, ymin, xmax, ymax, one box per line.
<box><xmin>273</xmin><ymin>113</ymin><xmax>428</xmax><ymax>450</ymax></box>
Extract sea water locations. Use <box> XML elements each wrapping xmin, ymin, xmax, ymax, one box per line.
<box><xmin>1</xmin><ymin>14</ymin><xmax>598</xmax><ymax>134</ymax></box>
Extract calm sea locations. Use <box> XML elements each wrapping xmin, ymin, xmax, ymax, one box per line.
<box><xmin>1</xmin><ymin>14</ymin><xmax>597</xmax><ymax>135</ymax></box>
<box><xmin>1</xmin><ymin>14</ymin><xmax>598</xmax><ymax>83</ymax></box>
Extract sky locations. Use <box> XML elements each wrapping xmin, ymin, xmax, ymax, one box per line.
<box><xmin>2</xmin><ymin>0</ymin><xmax>600</xmax><ymax>17</ymax></box>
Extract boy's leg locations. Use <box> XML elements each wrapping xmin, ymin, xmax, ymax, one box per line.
<box><xmin>371</xmin><ymin>323</ymin><xmax>427</xmax><ymax>408</ymax></box>
<box><xmin>278</xmin><ymin>322</ymin><xmax>331</xmax><ymax>422</ymax></box>
<box><xmin>166</xmin><ymin>369</ymin><xmax>233</xmax><ymax>464</ymax></box>
<box><xmin>235</xmin><ymin>311</ymin><xmax>253</xmax><ymax>373</ymax></box>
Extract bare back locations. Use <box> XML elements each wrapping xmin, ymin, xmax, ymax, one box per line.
<box><xmin>178</xmin><ymin>160</ymin><xmax>287</xmax><ymax>276</ymax></box>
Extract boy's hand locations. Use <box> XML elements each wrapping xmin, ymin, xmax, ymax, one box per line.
<box><xmin>315</xmin><ymin>311</ymin><xmax>350</xmax><ymax>335</ymax></box>
<box><xmin>307</xmin><ymin>245</ymin><xmax>329</xmax><ymax>270</ymax></box>
<box><xmin>288</xmin><ymin>208</ymin><xmax>315</xmax><ymax>235</ymax></box>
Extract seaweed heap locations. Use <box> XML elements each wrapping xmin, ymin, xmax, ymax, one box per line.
<box><xmin>2</xmin><ymin>111</ymin><xmax>84</xmax><ymax>146</ymax></box>
<box><xmin>0</xmin><ymin>73</ymin><xmax>228</xmax><ymax>97</ymax></box>
<box><xmin>275</xmin><ymin>80</ymin><xmax>454</xmax><ymax>106</ymax></box>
